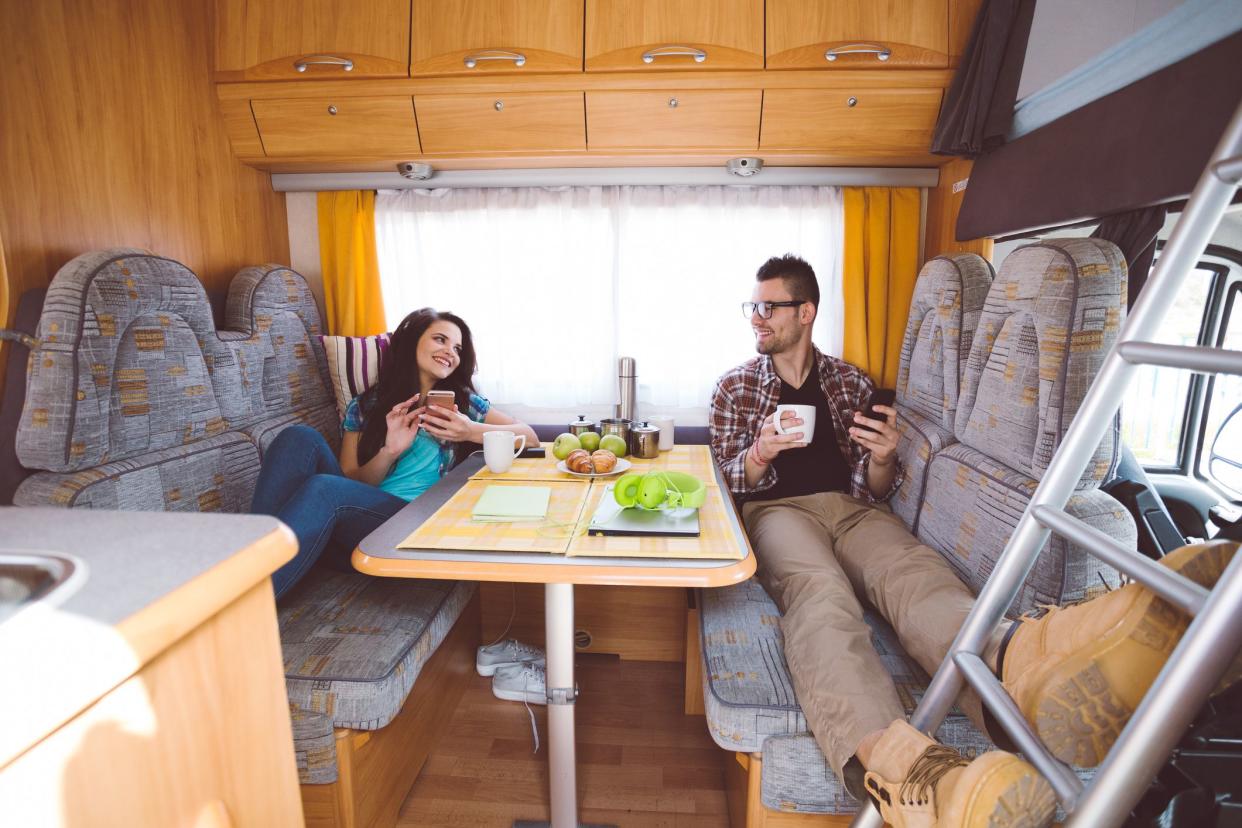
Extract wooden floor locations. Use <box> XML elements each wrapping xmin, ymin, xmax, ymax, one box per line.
<box><xmin>399</xmin><ymin>653</ymin><xmax>729</xmax><ymax>827</ymax></box>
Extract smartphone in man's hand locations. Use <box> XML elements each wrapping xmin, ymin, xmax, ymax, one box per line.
<box><xmin>856</xmin><ymin>388</ymin><xmax>896</xmax><ymax>433</ymax></box>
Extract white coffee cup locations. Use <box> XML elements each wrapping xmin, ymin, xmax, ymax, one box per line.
<box><xmin>483</xmin><ymin>430</ymin><xmax>526</xmax><ymax>473</ymax></box>
<box><xmin>648</xmin><ymin>416</ymin><xmax>675</xmax><ymax>451</ymax></box>
<box><xmin>774</xmin><ymin>404</ymin><xmax>816</xmax><ymax>443</ymax></box>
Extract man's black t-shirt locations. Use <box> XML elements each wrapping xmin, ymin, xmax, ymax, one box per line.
<box><xmin>752</xmin><ymin>375</ymin><xmax>851</xmax><ymax>502</ymax></box>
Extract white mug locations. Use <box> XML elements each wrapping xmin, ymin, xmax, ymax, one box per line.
<box><xmin>483</xmin><ymin>430</ymin><xmax>526</xmax><ymax>473</ymax></box>
<box><xmin>648</xmin><ymin>416</ymin><xmax>675</xmax><ymax>451</ymax></box>
<box><xmin>774</xmin><ymin>404</ymin><xmax>816</xmax><ymax>443</ymax></box>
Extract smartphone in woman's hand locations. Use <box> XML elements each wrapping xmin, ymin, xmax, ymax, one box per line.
<box><xmin>426</xmin><ymin>390</ymin><xmax>455</xmax><ymax>410</ymax></box>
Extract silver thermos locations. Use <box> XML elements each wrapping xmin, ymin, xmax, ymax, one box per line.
<box><xmin>617</xmin><ymin>356</ymin><xmax>636</xmax><ymax>422</ymax></box>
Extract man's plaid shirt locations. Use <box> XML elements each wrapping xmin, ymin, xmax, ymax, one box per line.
<box><xmin>709</xmin><ymin>347</ymin><xmax>905</xmax><ymax>503</ymax></box>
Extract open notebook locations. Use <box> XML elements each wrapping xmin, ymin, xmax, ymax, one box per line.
<box><xmin>470</xmin><ymin>485</ymin><xmax>551</xmax><ymax>522</ymax></box>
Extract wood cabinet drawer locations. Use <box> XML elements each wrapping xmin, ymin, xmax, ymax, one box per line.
<box><xmin>767</xmin><ymin>0</ymin><xmax>949</xmax><ymax>69</ymax></box>
<box><xmin>585</xmin><ymin>0</ymin><xmax>763</xmax><ymax>72</ymax></box>
<box><xmin>760</xmin><ymin>88</ymin><xmax>944</xmax><ymax>153</ymax></box>
<box><xmin>214</xmin><ymin>0</ymin><xmax>410</xmax><ymax>81</ymax></box>
<box><xmin>587</xmin><ymin>90</ymin><xmax>760</xmax><ymax>150</ymax></box>
<box><xmin>251</xmin><ymin>96</ymin><xmax>421</xmax><ymax>157</ymax></box>
<box><xmin>414</xmin><ymin>92</ymin><xmax>586</xmax><ymax>153</ymax></box>
<box><xmin>410</xmin><ymin>0</ymin><xmax>583</xmax><ymax>76</ymax></box>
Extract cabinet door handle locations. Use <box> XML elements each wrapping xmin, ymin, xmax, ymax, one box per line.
<box><xmin>293</xmin><ymin>55</ymin><xmax>355</xmax><ymax>73</ymax></box>
<box><xmin>824</xmin><ymin>44</ymin><xmax>891</xmax><ymax>62</ymax></box>
<box><xmin>642</xmin><ymin>46</ymin><xmax>707</xmax><ymax>64</ymax></box>
<box><xmin>464</xmin><ymin>50</ymin><xmax>527</xmax><ymax>69</ymax></box>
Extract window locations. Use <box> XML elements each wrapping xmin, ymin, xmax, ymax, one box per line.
<box><xmin>1119</xmin><ymin>266</ymin><xmax>1218</xmax><ymax>467</ymax></box>
<box><xmin>1198</xmin><ymin>282</ymin><xmax>1242</xmax><ymax>496</ymax></box>
<box><xmin>373</xmin><ymin>186</ymin><xmax>844</xmax><ymax>423</ymax></box>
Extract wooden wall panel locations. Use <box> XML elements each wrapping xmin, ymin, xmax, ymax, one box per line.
<box><xmin>0</xmin><ymin>0</ymin><xmax>289</xmax><ymax>337</ymax></box>
<box><xmin>924</xmin><ymin>157</ymin><xmax>994</xmax><ymax>264</ymax></box>
<box><xmin>949</xmin><ymin>0</ymin><xmax>987</xmax><ymax>67</ymax></box>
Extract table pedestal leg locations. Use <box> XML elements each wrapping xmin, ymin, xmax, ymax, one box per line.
<box><xmin>546</xmin><ymin>582</ymin><xmax>577</xmax><ymax>828</ymax></box>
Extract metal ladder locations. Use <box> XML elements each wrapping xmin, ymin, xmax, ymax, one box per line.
<box><xmin>852</xmin><ymin>99</ymin><xmax>1242</xmax><ymax>828</ymax></box>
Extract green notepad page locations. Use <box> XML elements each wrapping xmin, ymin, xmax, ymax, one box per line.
<box><xmin>471</xmin><ymin>485</ymin><xmax>552</xmax><ymax>522</ymax></box>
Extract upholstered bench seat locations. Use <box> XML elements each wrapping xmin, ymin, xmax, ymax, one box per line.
<box><xmin>279</xmin><ymin>569</ymin><xmax>476</xmax><ymax>783</ymax></box>
<box><xmin>698</xmin><ymin>579</ymin><xmax>991</xmax><ymax>815</ymax></box>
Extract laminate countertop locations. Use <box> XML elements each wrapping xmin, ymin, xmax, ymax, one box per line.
<box><xmin>0</xmin><ymin>507</ymin><xmax>295</xmax><ymax>769</ymax></box>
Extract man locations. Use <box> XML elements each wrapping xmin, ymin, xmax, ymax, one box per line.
<box><xmin>710</xmin><ymin>254</ymin><xmax>1238</xmax><ymax>827</ymax></box>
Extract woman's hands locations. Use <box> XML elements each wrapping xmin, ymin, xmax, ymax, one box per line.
<box><xmin>420</xmin><ymin>403</ymin><xmax>478</xmax><ymax>442</ymax></box>
<box><xmin>849</xmin><ymin>404</ymin><xmax>899</xmax><ymax>466</ymax></box>
<box><xmin>384</xmin><ymin>394</ymin><xmax>424</xmax><ymax>458</ymax></box>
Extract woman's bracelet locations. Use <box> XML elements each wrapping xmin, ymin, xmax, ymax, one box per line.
<box><xmin>749</xmin><ymin>441</ymin><xmax>770</xmax><ymax>467</ymax></box>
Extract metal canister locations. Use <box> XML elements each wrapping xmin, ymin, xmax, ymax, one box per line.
<box><xmin>568</xmin><ymin>415</ymin><xmax>596</xmax><ymax>437</ymax></box>
<box><xmin>599</xmin><ymin>417</ymin><xmax>631</xmax><ymax>449</ymax></box>
<box><xmin>630</xmin><ymin>421</ymin><xmax>660</xmax><ymax>459</ymax></box>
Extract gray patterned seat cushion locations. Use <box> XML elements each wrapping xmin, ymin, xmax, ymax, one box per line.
<box><xmin>917</xmin><ymin>239</ymin><xmax>1133</xmax><ymax>612</ymax></box>
<box><xmin>892</xmin><ymin>253</ymin><xmax>992</xmax><ymax>531</ymax></box>
<box><xmin>919</xmin><ymin>444</ymin><xmax>1136</xmax><ymax>612</ymax></box>
<box><xmin>280</xmin><ymin>570</ymin><xmax>477</xmax><ymax>783</ymax></box>
<box><xmin>14</xmin><ymin>432</ymin><xmax>261</xmax><ymax>511</ymax></box>
<box><xmin>699</xmin><ymin>579</ymin><xmax>991</xmax><ymax>811</ymax></box>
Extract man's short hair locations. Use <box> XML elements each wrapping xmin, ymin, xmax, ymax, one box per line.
<box><xmin>756</xmin><ymin>254</ymin><xmax>819</xmax><ymax>308</ymax></box>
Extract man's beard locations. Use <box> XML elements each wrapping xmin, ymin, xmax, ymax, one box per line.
<box><xmin>755</xmin><ymin>331</ymin><xmax>787</xmax><ymax>355</ymax></box>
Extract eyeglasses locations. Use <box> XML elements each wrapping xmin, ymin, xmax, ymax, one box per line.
<box><xmin>742</xmin><ymin>300</ymin><xmax>803</xmax><ymax>319</ymax></box>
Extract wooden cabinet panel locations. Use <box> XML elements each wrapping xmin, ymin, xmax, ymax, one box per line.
<box><xmin>760</xmin><ymin>88</ymin><xmax>944</xmax><ymax>153</ymax></box>
<box><xmin>252</xmin><ymin>96</ymin><xmax>421</xmax><ymax>157</ymax></box>
<box><xmin>587</xmin><ymin>90</ymin><xmax>760</xmax><ymax>150</ymax></box>
<box><xmin>410</xmin><ymin>0</ymin><xmax>583</xmax><ymax>76</ymax></box>
<box><xmin>585</xmin><ymin>0</ymin><xmax>764</xmax><ymax>72</ymax></box>
<box><xmin>415</xmin><ymin>92</ymin><xmax>586</xmax><ymax>153</ymax></box>
<box><xmin>767</xmin><ymin>0</ymin><xmax>949</xmax><ymax>69</ymax></box>
<box><xmin>214</xmin><ymin>0</ymin><xmax>410</xmax><ymax>81</ymax></box>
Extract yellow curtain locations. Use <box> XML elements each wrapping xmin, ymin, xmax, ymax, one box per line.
<box><xmin>317</xmin><ymin>190</ymin><xmax>387</xmax><ymax>336</ymax></box>
<box><xmin>842</xmin><ymin>187</ymin><xmax>921</xmax><ymax>388</ymax></box>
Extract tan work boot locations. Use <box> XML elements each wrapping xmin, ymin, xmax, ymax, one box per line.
<box><xmin>1002</xmin><ymin>540</ymin><xmax>1240</xmax><ymax>767</ymax></box>
<box><xmin>862</xmin><ymin>720</ymin><xmax>1055</xmax><ymax>828</ymax></box>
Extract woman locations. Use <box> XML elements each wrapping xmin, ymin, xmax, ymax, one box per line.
<box><xmin>252</xmin><ymin>307</ymin><xmax>539</xmax><ymax>598</ymax></box>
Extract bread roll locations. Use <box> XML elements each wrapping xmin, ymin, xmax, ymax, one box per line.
<box><xmin>565</xmin><ymin>449</ymin><xmax>593</xmax><ymax>473</ymax></box>
<box><xmin>590</xmin><ymin>450</ymin><xmax>617</xmax><ymax>473</ymax></box>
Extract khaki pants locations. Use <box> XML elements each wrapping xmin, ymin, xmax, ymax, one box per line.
<box><xmin>742</xmin><ymin>492</ymin><xmax>1001</xmax><ymax>778</ymax></box>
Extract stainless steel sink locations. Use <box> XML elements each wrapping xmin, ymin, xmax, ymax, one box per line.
<box><xmin>0</xmin><ymin>552</ymin><xmax>83</xmax><ymax>624</ymax></box>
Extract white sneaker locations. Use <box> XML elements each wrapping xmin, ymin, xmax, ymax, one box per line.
<box><xmin>476</xmin><ymin>639</ymin><xmax>545</xmax><ymax>677</ymax></box>
<box><xmin>492</xmin><ymin>662</ymin><xmax>547</xmax><ymax>705</ymax></box>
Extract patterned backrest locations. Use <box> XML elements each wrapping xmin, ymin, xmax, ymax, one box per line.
<box><xmin>955</xmin><ymin>239</ymin><xmax>1126</xmax><ymax>487</ymax></box>
<box><xmin>15</xmin><ymin>253</ymin><xmax>335</xmax><ymax>511</ymax></box>
<box><xmin>17</xmin><ymin>249</ymin><xmax>334</xmax><ymax>482</ymax></box>
<box><xmin>895</xmin><ymin>254</ymin><xmax>994</xmax><ymax>430</ymax></box>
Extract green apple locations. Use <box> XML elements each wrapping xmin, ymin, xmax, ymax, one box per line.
<box><xmin>599</xmin><ymin>433</ymin><xmax>627</xmax><ymax>457</ymax></box>
<box><xmin>552</xmin><ymin>432</ymin><xmax>582</xmax><ymax>460</ymax></box>
<box><xmin>613</xmin><ymin>473</ymin><xmax>644</xmax><ymax>508</ymax></box>
<box><xmin>578</xmin><ymin>431</ymin><xmax>601</xmax><ymax>452</ymax></box>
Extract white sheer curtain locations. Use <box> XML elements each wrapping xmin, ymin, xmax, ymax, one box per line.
<box><xmin>374</xmin><ymin>185</ymin><xmax>843</xmax><ymax>424</ymax></box>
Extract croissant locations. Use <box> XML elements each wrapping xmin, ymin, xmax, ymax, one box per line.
<box><xmin>590</xmin><ymin>450</ymin><xmax>617</xmax><ymax>473</ymax></box>
<box><xmin>565</xmin><ymin>449</ymin><xmax>593</xmax><ymax>473</ymax></box>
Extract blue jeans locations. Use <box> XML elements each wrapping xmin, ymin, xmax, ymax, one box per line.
<box><xmin>251</xmin><ymin>425</ymin><xmax>406</xmax><ymax>599</ymax></box>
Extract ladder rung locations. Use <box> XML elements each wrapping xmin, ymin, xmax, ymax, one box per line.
<box><xmin>1032</xmin><ymin>506</ymin><xmax>1208</xmax><ymax>615</ymax></box>
<box><xmin>1214</xmin><ymin>154</ymin><xmax>1242</xmax><ymax>184</ymax></box>
<box><xmin>953</xmin><ymin>652</ymin><xmax>1083</xmax><ymax>808</ymax></box>
<box><xmin>1117</xmin><ymin>341</ymin><xmax>1242</xmax><ymax>375</ymax></box>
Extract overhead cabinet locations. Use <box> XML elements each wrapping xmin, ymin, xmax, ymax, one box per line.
<box><xmin>766</xmin><ymin>0</ymin><xmax>949</xmax><ymax>68</ymax></box>
<box><xmin>760</xmin><ymin>88</ymin><xmax>944</xmax><ymax>154</ymax></box>
<box><xmin>410</xmin><ymin>0</ymin><xmax>584</xmax><ymax>76</ymax></box>
<box><xmin>414</xmin><ymin>92</ymin><xmax>587</xmax><ymax>153</ymax></box>
<box><xmin>585</xmin><ymin>0</ymin><xmax>764</xmax><ymax>72</ymax></box>
<box><xmin>587</xmin><ymin>90</ymin><xmax>760</xmax><ymax>150</ymax></box>
<box><xmin>214</xmin><ymin>0</ymin><xmax>411</xmax><ymax>80</ymax></box>
<box><xmin>251</xmin><ymin>96</ymin><xmax>422</xmax><ymax>156</ymax></box>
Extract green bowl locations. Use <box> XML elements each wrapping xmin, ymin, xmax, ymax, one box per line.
<box><xmin>634</xmin><ymin>471</ymin><xmax>706</xmax><ymax>511</ymax></box>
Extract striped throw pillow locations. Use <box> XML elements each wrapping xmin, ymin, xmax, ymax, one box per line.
<box><xmin>318</xmin><ymin>333</ymin><xmax>391</xmax><ymax>420</ymax></box>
